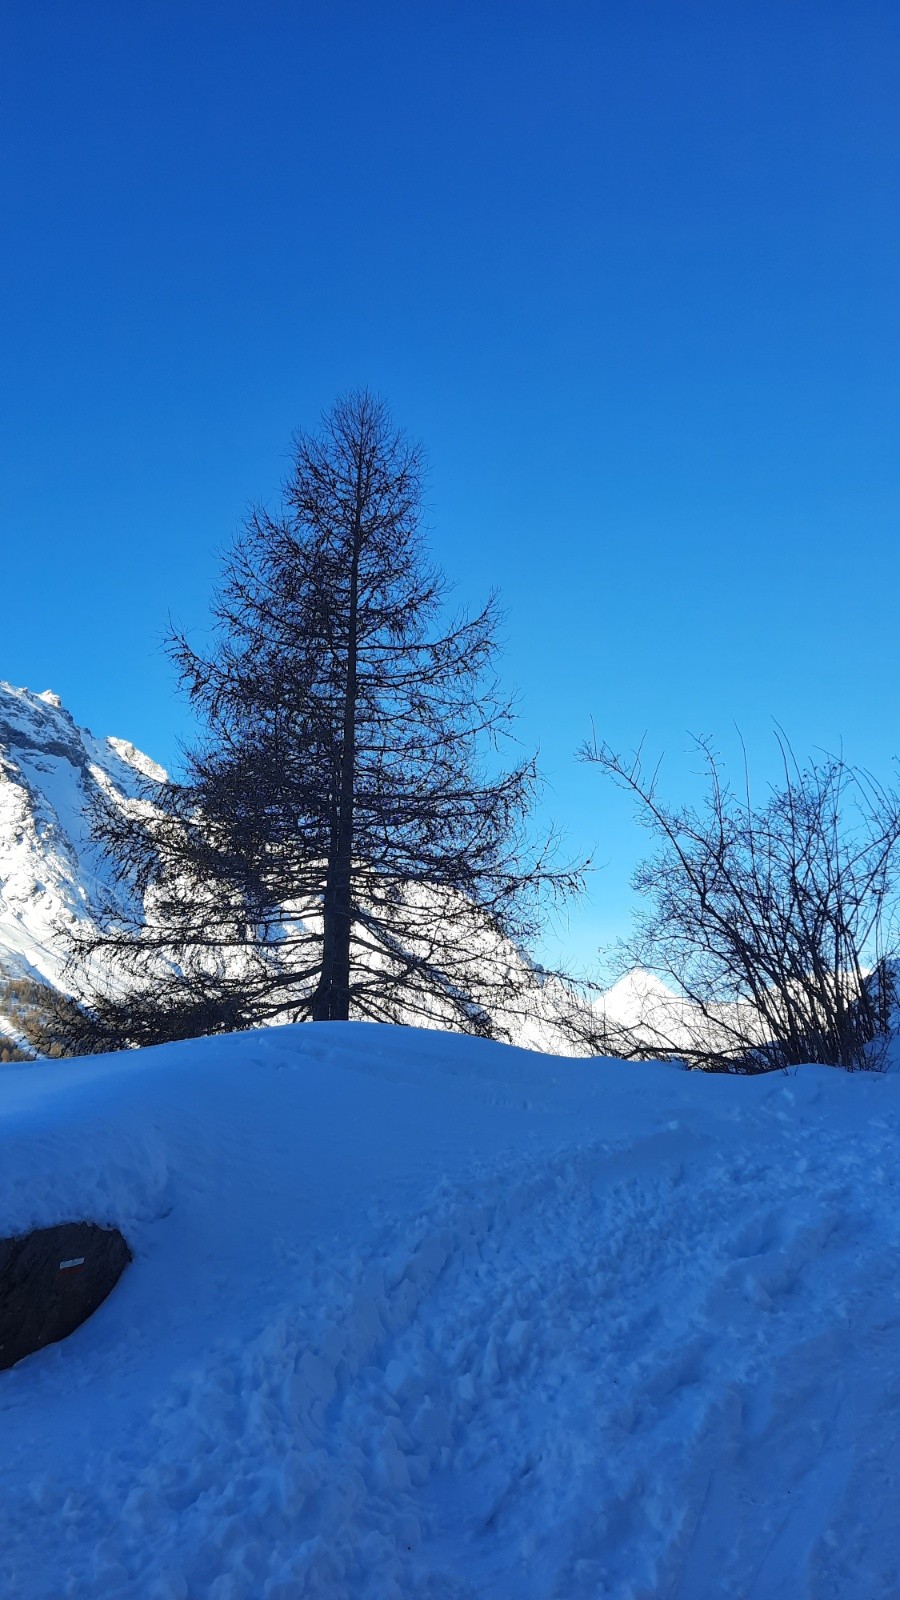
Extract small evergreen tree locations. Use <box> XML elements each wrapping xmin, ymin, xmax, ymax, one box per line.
<box><xmin>78</xmin><ymin>391</ymin><xmax>580</xmax><ymax>1043</ymax></box>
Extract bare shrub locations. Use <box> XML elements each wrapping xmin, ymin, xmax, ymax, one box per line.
<box><xmin>581</xmin><ymin>733</ymin><xmax>900</xmax><ymax>1072</ymax></box>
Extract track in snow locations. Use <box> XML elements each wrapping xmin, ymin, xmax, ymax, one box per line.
<box><xmin>1</xmin><ymin>1035</ymin><xmax>899</xmax><ymax>1598</ymax></box>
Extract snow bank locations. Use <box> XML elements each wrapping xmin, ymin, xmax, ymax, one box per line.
<box><xmin>1</xmin><ymin>1024</ymin><xmax>898</xmax><ymax>1597</ymax></box>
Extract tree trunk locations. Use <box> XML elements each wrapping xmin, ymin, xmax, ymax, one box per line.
<box><xmin>311</xmin><ymin>503</ymin><xmax>361</xmax><ymax>1022</ymax></box>
<box><xmin>310</xmin><ymin>797</ymin><xmax>341</xmax><ymax>1021</ymax></box>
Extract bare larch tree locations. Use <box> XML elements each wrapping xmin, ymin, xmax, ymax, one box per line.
<box><xmin>74</xmin><ymin>391</ymin><xmax>580</xmax><ymax>1044</ymax></box>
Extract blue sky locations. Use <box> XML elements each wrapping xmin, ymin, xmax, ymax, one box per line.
<box><xmin>3</xmin><ymin>1</ymin><xmax>899</xmax><ymax>970</ymax></box>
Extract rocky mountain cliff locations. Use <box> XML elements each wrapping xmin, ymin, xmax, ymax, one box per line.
<box><xmin>0</xmin><ymin>683</ymin><xmax>165</xmax><ymax>990</ymax></box>
<box><xmin>0</xmin><ymin>684</ymin><xmax>171</xmax><ymax>1054</ymax></box>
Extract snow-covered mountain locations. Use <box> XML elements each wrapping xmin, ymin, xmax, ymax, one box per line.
<box><xmin>0</xmin><ymin>682</ymin><xmax>603</xmax><ymax>1056</ymax></box>
<box><xmin>0</xmin><ymin>682</ymin><xmax>166</xmax><ymax>994</ymax></box>
<box><xmin>0</xmin><ymin>684</ymin><xmax>173</xmax><ymax>1055</ymax></box>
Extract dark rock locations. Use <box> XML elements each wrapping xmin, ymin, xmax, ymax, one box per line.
<box><xmin>0</xmin><ymin>1221</ymin><xmax>131</xmax><ymax>1370</ymax></box>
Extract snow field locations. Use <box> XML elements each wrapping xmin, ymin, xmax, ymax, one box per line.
<box><xmin>0</xmin><ymin>1025</ymin><xmax>898</xmax><ymax>1597</ymax></box>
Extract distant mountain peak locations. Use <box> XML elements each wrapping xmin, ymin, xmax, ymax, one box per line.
<box><xmin>0</xmin><ymin>682</ymin><xmax>162</xmax><ymax>1001</ymax></box>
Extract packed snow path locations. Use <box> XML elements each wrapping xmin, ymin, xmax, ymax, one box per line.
<box><xmin>0</xmin><ymin>1026</ymin><xmax>898</xmax><ymax>1597</ymax></box>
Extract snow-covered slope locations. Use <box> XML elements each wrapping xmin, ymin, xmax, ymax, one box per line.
<box><xmin>0</xmin><ymin>1023</ymin><xmax>898</xmax><ymax>1597</ymax></box>
<box><xmin>0</xmin><ymin>681</ymin><xmax>165</xmax><ymax>992</ymax></box>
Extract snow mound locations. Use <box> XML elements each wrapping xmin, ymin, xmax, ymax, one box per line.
<box><xmin>1</xmin><ymin>1023</ymin><xmax>898</xmax><ymax>1597</ymax></box>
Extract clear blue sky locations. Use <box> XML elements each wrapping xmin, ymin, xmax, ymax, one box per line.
<box><xmin>3</xmin><ymin>1</ymin><xmax>899</xmax><ymax>971</ymax></box>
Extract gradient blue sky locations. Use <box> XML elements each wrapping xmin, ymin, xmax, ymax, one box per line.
<box><xmin>3</xmin><ymin>2</ymin><xmax>899</xmax><ymax>970</ymax></box>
